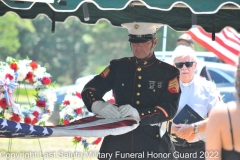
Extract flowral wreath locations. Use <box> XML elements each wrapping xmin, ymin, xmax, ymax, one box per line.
<box><xmin>0</xmin><ymin>57</ymin><xmax>56</xmax><ymax>125</ymax></box>
<box><xmin>59</xmin><ymin>86</ymin><xmax>115</xmax><ymax>150</ymax></box>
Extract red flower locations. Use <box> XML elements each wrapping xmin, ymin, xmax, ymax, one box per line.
<box><xmin>30</xmin><ymin>61</ymin><xmax>38</xmax><ymax>70</ymax></box>
<box><xmin>63</xmin><ymin>100</ymin><xmax>70</xmax><ymax>105</ymax></box>
<box><xmin>42</xmin><ymin>77</ymin><xmax>51</xmax><ymax>85</ymax></box>
<box><xmin>36</xmin><ymin>100</ymin><xmax>46</xmax><ymax>108</ymax></box>
<box><xmin>75</xmin><ymin>108</ymin><xmax>82</xmax><ymax>114</ymax></box>
<box><xmin>93</xmin><ymin>138</ymin><xmax>102</xmax><ymax>145</ymax></box>
<box><xmin>74</xmin><ymin>136</ymin><xmax>82</xmax><ymax>142</ymax></box>
<box><xmin>10</xmin><ymin>63</ymin><xmax>18</xmax><ymax>71</ymax></box>
<box><xmin>5</xmin><ymin>74</ymin><xmax>13</xmax><ymax>80</ymax></box>
<box><xmin>31</xmin><ymin>118</ymin><xmax>37</xmax><ymax>125</ymax></box>
<box><xmin>63</xmin><ymin>119</ymin><xmax>69</xmax><ymax>125</ymax></box>
<box><xmin>25</xmin><ymin>72</ymin><xmax>34</xmax><ymax>82</ymax></box>
<box><xmin>0</xmin><ymin>98</ymin><xmax>8</xmax><ymax>108</ymax></box>
<box><xmin>24</xmin><ymin>117</ymin><xmax>31</xmax><ymax>124</ymax></box>
<box><xmin>32</xmin><ymin>111</ymin><xmax>39</xmax><ymax>118</ymax></box>
<box><xmin>10</xmin><ymin>114</ymin><xmax>20</xmax><ymax>122</ymax></box>
<box><xmin>75</xmin><ymin>92</ymin><xmax>82</xmax><ymax>99</ymax></box>
<box><xmin>108</xmin><ymin>99</ymin><xmax>115</xmax><ymax>104</ymax></box>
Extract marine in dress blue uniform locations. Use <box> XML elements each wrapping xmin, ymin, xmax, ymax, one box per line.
<box><xmin>81</xmin><ymin>22</ymin><xmax>181</xmax><ymax>160</ymax></box>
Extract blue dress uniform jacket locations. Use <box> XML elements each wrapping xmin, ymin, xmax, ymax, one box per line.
<box><xmin>82</xmin><ymin>54</ymin><xmax>181</xmax><ymax>160</ymax></box>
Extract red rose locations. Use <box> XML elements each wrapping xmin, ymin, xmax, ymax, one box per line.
<box><xmin>5</xmin><ymin>74</ymin><xmax>13</xmax><ymax>80</ymax></box>
<box><xmin>42</xmin><ymin>77</ymin><xmax>51</xmax><ymax>85</ymax></box>
<box><xmin>36</xmin><ymin>100</ymin><xmax>46</xmax><ymax>108</ymax></box>
<box><xmin>93</xmin><ymin>138</ymin><xmax>102</xmax><ymax>145</ymax></box>
<box><xmin>0</xmin><ymin>98</ymin><xmax>8</xmax><ymax>108</ymax></box>
<box><xmin>63</xmin><ymin>119</ymin><xmax>69</xmax><ymax>125</ymax></box>
<box><xmin>25</xmin><ymin>72</ymin><xmax>34</xmax><ymax>82</ymax></box>
<box><xmin>63</xmin><ymin>100</ymin><xmax>70</xmax><ymax>105</ymax></box>
<box><xmin>32</xmin><ymin>111</ymin><xmax>39</xmax><ymax>118</ymax></box>
<box><xmin>24</xmin><ymin>117</ymin><xmax>32</xmax><ymax>124</ymax></box>
<box><xmin>74</xmin><ymin>136</ymin><xmax>82</xmax><ymax>142</ymax></box>
<box><xmin>10</xmin><ymin>63</ymin><xmax>18</xmax><ymax>71</ymax></box>
<box><xmin>75</xmin><ymin>92</ymin><xmax>82</xmax><ymax>99</ymax></box>
<box><xmin>31</xmin><ymin>118</ymin><xmax>37</xmax><ymax>125</ymax></box>
<box><xmin>10</xmin><ymin>114</ymin><xmax>20</xmax><ymax>122</ymax></box>
<box><xmin>30</xmin><ymin>61</ymin><xmax>38</xmax><ymax>70</ymax></box>
<box><xmin>75</xmin><ymin>108</ymin><xmax>82</xmax><ymax>114</ymax></box>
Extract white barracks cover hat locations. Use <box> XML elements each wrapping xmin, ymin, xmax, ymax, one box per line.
<box><xmin>121</xmin><ymin>22</ymin><xmax>162</xmax><ymax>43</ymax></box>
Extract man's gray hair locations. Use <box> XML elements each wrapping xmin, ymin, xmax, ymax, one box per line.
<box><xmin>171</xmin><ymin>45</ymin><xmax>198</xmax><ymax>64</ymax></box>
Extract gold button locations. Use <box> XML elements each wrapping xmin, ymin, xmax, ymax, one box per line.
<box><xmin>90</xmin><ymin>94</ymin><xmax>93</xmax><ymax>96</ymax></box>
<box><xmin>148</xmin><ymin>111</ymin><xmax>151</xmax><ymax>113</ymax></box>
<box><xmin>136</xmin><ymin>101</ymin><xmax>140</xmax><ymax>105</ymax></box>
<box><xmin>89</xmin><ymin>92</ymin><xmax>92</xmax><ymax>94</ymax></box>
<box><xmin>138</xmin><ymin>84</ymin><xmax>141</xmax><ymax>88</ymax></box>
<box><xmin>138</xmin><ymin>76</ymin><xmax>142</xmax><ymax>79</ymax></box>
<box><xmin>153</xmin><ymin>89</ymin><xmax>156</xmax><ymax>92</ymax></box>
<box><xmin>122</xmin><ymin>83</ymin><xmax>124</xmax><ymax>86</ymax></box>
<box><xmin>92</xmin><ymin>98</ymin><xmax>95</xmax><ymax>100</ymax></box>
<box><xmin>156</xmin><ymin>134</ymin><xmax>159</xmax><ymax>138</ymax></box>
<box><xmin>141</xmin><ymin>113</ymin><xmax>144</xmax><ymax>116</ymax></box>
<box><xmin>144</xmin><ymin>61</ymin><xmax>147</xmax><ymax>65</ymax></box>
<box><xmin>154</xmin><ymin>110</ymin><xmax>157</xmax><ymax>112</ymax></box>
<box><xmin>137</xmin><ymin>68</ymin><xmax>141</xmax><ymax>72</ymax></box>
<box><xmin>136</xmin><ymin>92</ymin><xmax>140</xmax><ymax>96</ymax></box>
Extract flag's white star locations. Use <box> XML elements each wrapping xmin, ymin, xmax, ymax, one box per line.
<box><xmin>42</xmin><ymin>127</ymin><xmax>49</xmax><ymax>136</ymax></box>
<box><xmin>15</xmin><ymin>122</ymin><xmax>22</xmax><ymax>132</ymax></box>
<box><xmin>29</xmin><ymin>125</ymin><xmax>36</xmax><ymax>134</ymax></box>
<box><xmin>1</xmin><ymin>119</ymin><xmax>8</xmax><ymax>129</ymax></box>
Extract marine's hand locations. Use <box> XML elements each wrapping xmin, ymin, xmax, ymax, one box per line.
<box><xmin>92</xmin><ymin>101</ymin><xmax>121</xmax><ymax>118</ymax></box>
<box><xmin>119</xmin><ymin>104</ymin><xmax>140</xmax><ymax>121</ymax></box>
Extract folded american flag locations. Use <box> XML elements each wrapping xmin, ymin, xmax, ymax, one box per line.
<box><xmin>0</xmin><ymin>116</ymin><xmax>139</xmax><ymax>138</ymax></box>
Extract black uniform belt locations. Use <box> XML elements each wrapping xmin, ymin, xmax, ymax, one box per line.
<box><xmin>174</xmin><ymin>140</ymin><xmax>204</xmax><ymax>148</ymax></box>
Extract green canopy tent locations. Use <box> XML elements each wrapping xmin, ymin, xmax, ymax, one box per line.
<box><xmin>0</xmin><ymin>0</ymin><xmax>240</xmax><ymax>34</ymax></box>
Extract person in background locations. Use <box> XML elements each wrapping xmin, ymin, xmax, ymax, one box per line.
<box><xmin>81</xmin><ymin>22</ymin><xmax>181</xmax><ymax>160</ymax></box>
<box><xmin>171</xmin><ymin>45</ymin><xmax>222</xmax><ymax>160</ymax></box>
<box><xmin>177</xmin><ymin>33</ymin><xmax>212</xmax><ymax>81</ymax></box>
<box><xmin>206</xmin><ymin>54</ymin><xmax>240</xmax><ymax>160</ymax></box>
<box><xmin>177</xmin><ymin>33</ymin><xmax>195</xmax><ymax>49</ymax></box>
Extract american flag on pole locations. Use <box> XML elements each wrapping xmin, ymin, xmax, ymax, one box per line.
<box><xmin>0</xmin><ymin>116</ymin><xmax>139</xmax><ymax>138</ymax></box>
<box><xmin>186</xmin><ymin>26</ymin><xmax>240</xmax><ymax>66</ymax></box>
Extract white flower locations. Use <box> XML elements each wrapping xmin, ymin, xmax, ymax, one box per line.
<box><xmin>16</xmin><ymin>68</ymin><xmax>28</xmax><ymax>81</ymax></box>
<box><xmin>39</xmin><ymin>114</ymin><xmax>49</xmax><ymax>122</ymax></box>
<box><xmin>4</xmin><ymin>110</ymin><xmax>12</xmax><ymax>119</ymax></box>
<box><xmin>33</xmin><ymin>81</ymin><xmax>43</xmax><ymax>88</ymax></box>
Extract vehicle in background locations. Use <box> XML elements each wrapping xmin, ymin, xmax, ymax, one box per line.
<box><xmin>217</xmin><ymin>83</ymin><xmax>236</xmax><ymax>103</ymax></box>
<box><xmin>196</xmin><ymin>61</ymin><xmax>235</xmax><ymax>84</ymax></box>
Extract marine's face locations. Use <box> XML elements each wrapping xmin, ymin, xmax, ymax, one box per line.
<box><xmin>131</xmin><ymin>38</ymin><xmax>157</xmax><ymax>59</ymax></box>
<box><xmin>174</xmin><ymin>55</ymin><xmax>197</xmax><ymax>83</ymax></box>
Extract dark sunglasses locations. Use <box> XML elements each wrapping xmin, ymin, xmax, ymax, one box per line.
<box><xmin>175</xmin><ymin>61</ymin><xmax>195</xmax><ymax>69</ymax></box>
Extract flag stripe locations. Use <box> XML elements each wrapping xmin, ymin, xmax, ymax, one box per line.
<box><xmin>187</xmin><ymin>26</ymin><xmax>240</xmax><ymax>66</ymax></box>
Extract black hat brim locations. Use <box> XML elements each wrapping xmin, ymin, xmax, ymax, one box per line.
<box><xmin>128</xmin><ymin>37</ymin><xmax>152</xmax><ymax>43</ymax></box>
<box><xmin>128</xmin><ymin>34</ymin><xmax>154</xmax><ymax>43</ymax></box>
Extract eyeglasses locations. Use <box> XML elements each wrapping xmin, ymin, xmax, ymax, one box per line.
<box><xmin>175</xmin><ymin>61</ymin><xmax>195</xmax><ymax>69</ymax></box>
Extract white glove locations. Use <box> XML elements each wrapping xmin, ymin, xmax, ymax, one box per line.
<box><xmin>119</xmin><ymin>104</ymin><xmax>140</xmax><ymax>121</ymax></box>
<box><xmin>92</xmin><ymin>101</ymin><xmax>121</xmax><ymax>118</ymax></box>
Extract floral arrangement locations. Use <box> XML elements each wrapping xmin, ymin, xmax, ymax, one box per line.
<box><xmin>59</xmin><ymin>84</ymin><xmax>115</xmax><ymax>150</ymax></box>
<box><xmin>0</xmin><ymin>57</ymin><xmax>56</xmax><ymax>125</ymax></box>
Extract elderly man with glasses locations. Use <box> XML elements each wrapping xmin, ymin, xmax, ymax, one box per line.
<box><xmin>170</xmin><ymin>45</ymin><xmax>223</xmax><ymax>160</ymax></box>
